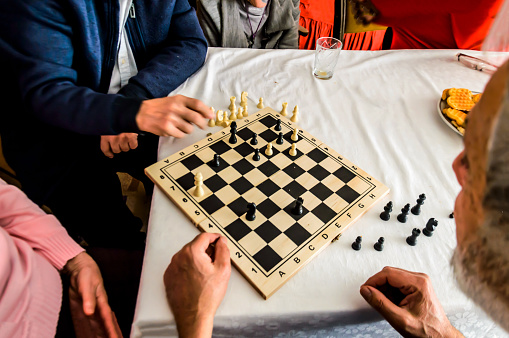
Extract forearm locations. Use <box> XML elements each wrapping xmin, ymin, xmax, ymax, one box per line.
<box><xmin>0</xmin><ymin>180</ymin><xmax>84</xmax><ymax>269</ymax></box>
<box><xmin>176</xmin><ymin>314</ymin><xmax>214</xmax><ymax>338</ymax></box>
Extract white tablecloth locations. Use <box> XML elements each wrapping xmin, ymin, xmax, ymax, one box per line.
<box><xmin>132</xmin><ymin>48</ymin><xmax>509</xmax><ymax>337</ymax></box>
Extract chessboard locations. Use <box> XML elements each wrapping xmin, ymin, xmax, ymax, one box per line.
<box><xmin>145</xmin><ymin>107</ymin><xmax>389</xmax><ymax>299</ymax></box>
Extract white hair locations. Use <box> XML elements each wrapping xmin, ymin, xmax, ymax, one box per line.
<box><xmin>452</xmin><ymin>83</ymin><xmax>509</xmax><ymax>332</ymax></box>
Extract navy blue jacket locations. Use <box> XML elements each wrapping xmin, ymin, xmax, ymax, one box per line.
<box><xmin>0</xmin><ymin>0</ymin><xmax>207</xmax><ymax>203</ymax></box>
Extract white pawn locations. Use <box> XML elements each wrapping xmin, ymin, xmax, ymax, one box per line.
<box><xmin>243</xmin><ymin>106</ymin><xmax>248</xmax><ymax>117</ymax></box>
<box><xmin>291</xmin><ymin>128</ymin><xmax>299</xmax><ymax>141</ymax></box>
<box><xmin>280</xmin><ymin>102</ymin><xmax>288</xmax><ymax>116</ymax></box>
<box><xmin>193</xmin><ymin>172</ymin><xmax>204</xmax><ymax>197</ymax></box>
<box><xmin>229</xmin><ymin>109</ymin><xmax>237</xmax><ymax>121</ymax></box>
<box><xmin>237</xmin><ymin>107</ymin><xmax>243</xmax><ymax>120</ymax></box>
<box><xmin>229</xmin><ymin>96</ymin><xmax>236</xmax><ymax>113</ymax></box>
<box><xmin>257</xmin><ymin>97</ymin><xmax>264</xmax><ymax>109</ymax></box>
<box><xmin>265</xmin><ymin>142</ymin><xmax>273</xmax><ymax>156</ymax></box>
<box><xmin>291</xmin><ymin>105</ymin><xmax>298</xmax><ymax>123</ymax></box>
<box><xmin>289</xmin><ymin>143</ymin><xmax>297</xmax><ymax>157</ymax></box>
<box><xmin>208</xmin><ymin>107</ymin><xmax>216</xmax><ymax>127</ymax></box>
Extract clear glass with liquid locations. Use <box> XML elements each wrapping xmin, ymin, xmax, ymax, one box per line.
<box><xmin>313</xmin><ymin>37</ymin><xmax>342</xmax><ymax>80</ymax></box>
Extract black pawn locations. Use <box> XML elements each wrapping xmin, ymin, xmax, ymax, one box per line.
<box><xmin>423</xmin><ymin>218</ymin><xmax>438</xmax><ymax>237</ymax></box>
<box><xmin>246</xmin><ymin>202</ymin><xmax>257</xmax><ymax>221</ymax></box>
<box><xmin>352</xmin><ymin>236</ymin><xmax>362</xmax><ymax>251</ymax></box>
<box><xmin>275</xmin><ymin>119</ymin><xmax>282</xmax><ymax>131</ymax></box>
<box><xmin>292</xmin><ymin>197</ymin><xmax>304</xmax><ymax>216</ymax></box>
<box><xmin>276</xmin><ymin>132</ymin><xmax>284</xmax><ymax>145</ymax></box>
<box><xmin>411</xmin><ymin>193</ymin><xmax>426</xmax><ymax>215</ymax></box>
<box><xmin>252</xmin><ymin>148</ymin><xmax>260</xmax><ymax>161</ymax></box>
<box><xmin>229</xmin><ymin>122</ymin><xmax>237</xmax><ymax>144</ymax></box>
<box><xmin>250</xmin><ymin>132</ymin><xmax>258</xmax><ymax>145</ymax></box>
<box><xmin>449</xmin><ymin>212</ymin><xmax>454</xmax><ymax>219</ymax></box>
<box><xmin>406</xmin><ymin>228</ymin><xmax>421</xmax><ymax>246</ymax></box>
<box><xmin>212</xmin><ymin>154</ymin><xmax>221</xmax><ymax>167</ymax></box>
<box><xmin>380</xmin><ymin>201</ymin><xmax>393</xmax><ymax>221</ymax></box>
<box><xmin>397</xmin><ymin>204</ymin><xmax>410</xmax><ymax>223</ymax></box>
<box><xmin>374</xmin><ymin>237</ymin><xmax>384</xmax><ymax>251</ymax></box>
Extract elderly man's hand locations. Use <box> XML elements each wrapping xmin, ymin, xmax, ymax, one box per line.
<box><xmin>136</xmin><ymin>95</ymin><xmax>214</xmax><ymax>138</ymax></box>
<box><xmin>360</xmin><ymin>267</ymin><xmax>463</xmax><ymax>338</ymax></box>
<box><xmin>164</xmin><ymin>233</ymin><xmax>231</xmax><ymax>338</ymax></box>
<box><xmin>350</xmin><ymin>0</ymin><xmax>379</xmax><ymax>25</ymax></box>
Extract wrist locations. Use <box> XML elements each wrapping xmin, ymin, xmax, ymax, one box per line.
<box><xmin>176</xmin><ymin>312</ymin><xmax>215</xmax><ymax>338</ymax></box>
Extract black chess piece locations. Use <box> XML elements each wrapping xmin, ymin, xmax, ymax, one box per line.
<box><xmin>212</xmin><ymin>154</ymin><xmax>221</xmax><ymax>167</ymax></box>
<box><xmin>380</xmin><ymin>201</ymin><xmax>393</xmax><ymax>221</ymax></box>
<box><xmin>292</xmin><ymin>197</ymin><xmax>304</xmax><ymax>216</ymax></box>
<box><xmin>275</xmin><ymin>119</ymin><xmax>282</xmax><ymax>131</ymax></box>
<box><xmin>411</xmin><ymin>193</ymin><xmax>426</xmax><ymax>215</ymax></box>
<box><xmin>276</xmin><ymin>132</ymin><xmax>284</xmax><ymax>145</ymax></box>
<box><xmin>397</xmin><ymin>204</ymin><xmax>410</xmax><ymax>223</ymax></box>
<box><xmin>246</xmin><ymin>202</ymin><xmax>257</xmax><ymax>221</ymax></box>
<box><xmin>250</xmin><ymin>132</ymin><xmax>258</xmax><ymax>145</ymax></box>
<box><xmin>252</xmin><ymin>148</ymin><xmax>260</xmax><ymax>161</ymax></box>
<box><xmin>352</xmin><ymin>236</ymin><xmax>362</xmax><ymax>251</ymax></box>
<box><xmin>406</xmin><ymin>228</ymin><xmax>421</xmax><ymax>246</ymax></box>
<box><xmin>422</xmin><ymin>218</ymin><xmax>438</xmax><ymax>237</ymax></box>
<box><xmin>374</xmin><ymin>237</ymin><xmax>384</xmax><ymax>251</ymax></box>
<box><xmin>449</xmin><ymin>212</ymin><xmax>454</xmax><ymax>219</ymax></box>
<box><xmin>229</xmin><ymin>123</ymin><xmax>237</xmax><ymax>144</ymax></box>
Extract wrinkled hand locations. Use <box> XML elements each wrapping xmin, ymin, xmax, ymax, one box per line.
<box><xmin>350</xmin><ymin>0</ymin><xmax>379</xmax><ymax>25</ymax></box>
<box><xmin>164</xmin><ymin>233</ymin><xmax>231</xmax><ymax>338</ymax></box>
<box><xmin>100</xmin><ymin>133</ymin><xmax>138</xmax><ymax>158</ymax></box>
<box><xmin>65</xmin><ymin>252</ymin><xmax>122</xmax><ymax>338</ymax></box>
<box><xmin>360</xmin><ymin>267</ymin><xmax>463</xmax><ymax>338</ymax></box>
<box><xmin>136</xmin><ymin>95</ymin><xmax>214</xmax><ymax>138</ymax></box>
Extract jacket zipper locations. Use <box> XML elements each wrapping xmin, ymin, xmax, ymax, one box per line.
<box><xmin>126</xmin><ymin>1</ymin><xmax>147</xmax><ymax>68</ymax></box>
<box><xmin>100</xmin><ymin>1</ymin><xmax>119</xmax><ymax>93</ymax></box>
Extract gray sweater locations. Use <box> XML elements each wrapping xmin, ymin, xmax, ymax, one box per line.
<box><xmin>196</xmin><ymin>0</ymin><xmax>300</xmax><ymax>49</ymax></box>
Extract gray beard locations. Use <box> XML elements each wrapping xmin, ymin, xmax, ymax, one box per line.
<box><xmin>451</xmin><ymin>237</ymin><xmax>509</xmax><ymax>333</ymax></box>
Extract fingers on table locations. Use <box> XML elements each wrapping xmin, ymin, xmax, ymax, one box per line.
<box><xmin>362</xmin><ymin>266</ymin><xmax>429</xmax><ymax>293</ymax></box>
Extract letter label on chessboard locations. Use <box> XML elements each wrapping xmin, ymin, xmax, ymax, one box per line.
<box><xmin>279</xmin><ymin>271</ymin><xmax>285</xmax><ymax>277</ymax></box>
<box><xmin>235</xmin><ymin>252</ymin><xmax>242</xmax><ymax>258</ymax></box>
<box><xmin>369</xmin><ymin>194</ymin><xmax>375</xmax><ymax>199</ymax></box>
<box><xmin>160</xmin><ymin>175</ymin><xmax>165</xmax><ymax>180</ymax></box>
<box><xmin>322</xmin><ymin>234</ymin><xmax>328</xmax><ymax>240</ymax></box>
<box><xmin>358</xmin><ymin>203</ymin><xmax>364</xmax><ymax>208</ymax></box>
<box><xmin>309</xmin><ymin>245</ymin><xmax>315</xmax><ymax>251</ymax></box>
<box><xmin>209</xmin><ymin>223</ymin><xmax>213</xmax><ymax>228</ymax></box>
<box><xmin>179</xmin><ymin>152</ymin><xmax>185</xmax><ymax>156</ymax></box>
<box><xmin>347</xmin><ymin>213</ymin><xmax>352</xmax><ymax>218</ymax></box>
<box><xmin>294</xmin><ymin>257</ymin><xmax>300</xmax><ymax>264</ymax></box>
<box><xmin>252</xmin><ymin>268</ymin><xmax>257</xmax><ymax>273</ymax></box>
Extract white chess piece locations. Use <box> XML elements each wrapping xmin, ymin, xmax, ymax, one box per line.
<box><xmin>290</xmin><ymin>105</ymin><xmax>298</xmax><ymax>122</ymax></box>
<box><xmin>243</xmin><ymin>106</ymin><xmax>248</xmax><ymax>117</ymax></box>
<box><xmin>193</xmin><ymin>172</ymin><xmax>204</xmax><ymax>197</ymax></box>
<box><xmin>208</xmin><ymin>107</ymin><xmax>216</xmax><ymax>127</ymax></box>
<box><xmin>291</xmin><ymin>128</ymin><xmax>299</xmax><ymax>141</ymax></box>
<box><xmin>240</xmin><ymin>91</ymin><xmax>248</xmax><ymax>109</ymax></box>
<box><xmin>216</xmin><ymin>110</ymin><xmax>224</xmax><ymax>124</ymax></box>
<box><xmin>229</xmin><ymin>96</ymin><xmax>236</xmax><ymax>113</ymax></box>
<box><xmin>289</xmin><ymin>143</ymin><xmax>297</xmax><ymax>157</ymax></box>
<box><xmin>257</xmin><ymin>98</ymin><xmax>264</xmax><ymax>109</ymax></box>
<box><xmin>280</xmin><ymin>102</ymin><xmax>288</xmax><ymax>116</ymax></box>
<box><xmin>237</xmin><ymin>107</ymin><xmax>243</xmax><ymax>120</ymax></box>
<box><xmin>265</xmin><ymin>142</ymin><xmax>273</xmax><ymax>156</ymax></box>
<box><xmin>229</xmin><ymin>109</ymin><xmax>237</xmax><ymax>121</ymax></box>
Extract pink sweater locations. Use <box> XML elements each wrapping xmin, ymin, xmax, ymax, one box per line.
<box><xmin>0</xmin><ymin>180</ymin><xmax>84</xmax><ymax>337</ymax></box>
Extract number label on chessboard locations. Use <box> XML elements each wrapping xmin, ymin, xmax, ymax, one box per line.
<box><xmin>146</xmin><ymin>107</ymin><xmax>389</xmax><ymax>299</ymax></box>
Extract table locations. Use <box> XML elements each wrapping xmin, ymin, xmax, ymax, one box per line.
<box><xmin>131</xmin><ymin>47</ymin><xmax>508</xmax><ymax>337</ymax></box>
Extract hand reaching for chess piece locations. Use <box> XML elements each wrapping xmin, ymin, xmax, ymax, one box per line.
<box><xmin>360</xmin><ymin>267</ymin><xmax>463</xmax><ymax>338</ymax></box>
<box><xmin>164</xmin><ymin>233</ymin><xmax>231</xmax><ymax>338</ymax></box>
<box><xmin>136</xmin><ymin>95</ymin><xmax>214</xmax><ymax>138</ymax></box>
